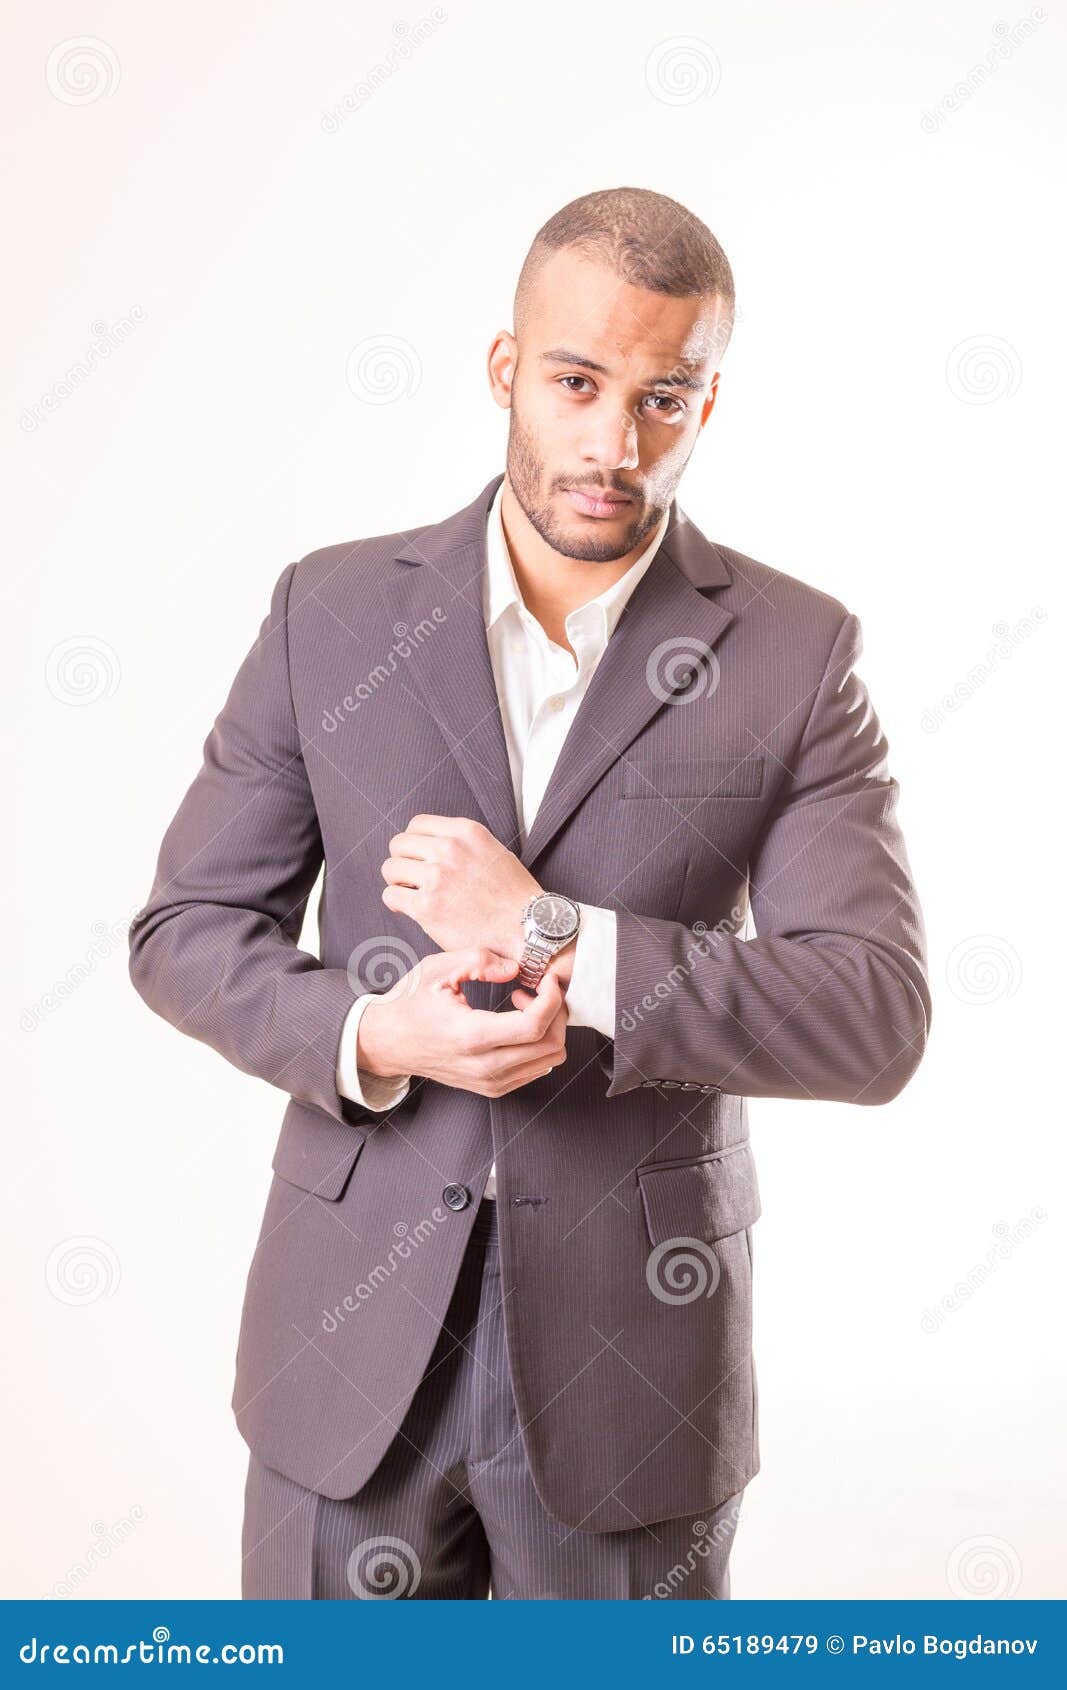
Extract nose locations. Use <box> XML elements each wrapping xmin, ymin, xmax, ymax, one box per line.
<box><xmin>578</xmin><ymin>405</ymin><xmax>639</xmax><ymax>473</ymax></box>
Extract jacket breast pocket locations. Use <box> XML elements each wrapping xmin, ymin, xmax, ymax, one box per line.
<box><xmin>621</xmin><ymin>753</ymin><xmax>765</xmax><ymax>801</ymax></box>
<box><xmin>270</xmin><ymin>1101</ymin><xmax>368</xmax><ymax>1201</ymax></box>
<box><xmin>636</xmin><ymin>1142</ymin><xmax>761</xmax><ymax>1245</ymax></box>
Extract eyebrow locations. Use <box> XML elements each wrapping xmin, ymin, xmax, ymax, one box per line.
<box><xmin>539</xmin><ymin>346</ymin><xmax>707</xmax><ymax>393</ymax></box>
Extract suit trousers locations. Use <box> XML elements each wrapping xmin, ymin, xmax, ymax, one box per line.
<box><xmin>242</xmin><ymin>1195</ymin><xmax>744</xmax><ymax>1599</ymax></box>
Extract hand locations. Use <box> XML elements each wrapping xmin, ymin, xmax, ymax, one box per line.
<box><xmin>380</xmin><ymin>815</ymin><xmax>541</xmax><ymax>960</ymax></box>
<box><xmin>356</xmin><ymin>946</ymin><xmax>569</xmax><ymax>1098</ymax></box>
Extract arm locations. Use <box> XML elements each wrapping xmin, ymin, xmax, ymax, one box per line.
<box><xmin>603</xmin><ymin>611</ymin><xmax>931</xmax><ymax>1105</ymax></box>
<box><xmin>128</xmin><ymin>561</ymin><xmax>376</xmax><ymax>1130</ymax></box>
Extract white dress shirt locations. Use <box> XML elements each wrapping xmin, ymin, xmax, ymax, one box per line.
<box><xmin>336</xmin><ymin>477</ymin><xmax>671</xmax><ymax>1199</ymax></box>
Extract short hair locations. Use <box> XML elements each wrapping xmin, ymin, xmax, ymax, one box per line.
<box><xmin>513</xmin><ymin>186</ymin><xmax>735</xmax><ymax>362</ymax></box>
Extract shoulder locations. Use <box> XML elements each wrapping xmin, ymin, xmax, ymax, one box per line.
<box><xmin>707</xmin><ymin>538</ymin><xmax>856</xmax><ymax>663</ymax></box>
<box><xmin>286</xmin><ymin>522</ymin><xmax>423</xmax><ymax>607</ymax></box>
<box><xmin>714</xmin><ymin>539</ymin><xmax>848</xmax><ymax>623</ymax></box>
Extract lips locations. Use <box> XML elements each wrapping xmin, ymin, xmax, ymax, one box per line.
<box><xmin>563</xmin><ymin>486</ymin><xmax>634</xmax><ymax>519</ymax></box>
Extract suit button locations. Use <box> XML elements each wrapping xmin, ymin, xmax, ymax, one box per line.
<box><xmin>660</xmin><ymin>1079</ymin><xmax>681</xmax><ymax>1089</ymax></box>
<box><xmin>442</xmin><ymin>1183</ymin><xmax>471</xmax><ymax>1211</ymax></box>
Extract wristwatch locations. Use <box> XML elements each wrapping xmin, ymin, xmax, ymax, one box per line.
<box><xmin>517</xmin><ymin>893</ymin><xmax>582</xmax><ymax>990</ymax></box>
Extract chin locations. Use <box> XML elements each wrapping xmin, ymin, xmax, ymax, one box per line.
<box><xmin>553</xmin><ymin>527</ymin><xmax>641</xmax><ymax>563</ymax></box>
<box><xmin>563</xmin><ymin>500</ymin><xmax>645</xmax><ymax>538</ymax></box>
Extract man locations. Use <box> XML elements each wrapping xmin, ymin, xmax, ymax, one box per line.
<box><xmin>129</xmin><ymin>187</ymin><xmax>930</xmax><ymax>1600</ymax></box>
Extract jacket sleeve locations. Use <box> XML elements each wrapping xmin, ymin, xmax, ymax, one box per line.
<box><xmin>603</xmin><ymin>611</ymin><xmax>931</xmax><ymax>1105</ymax></box>
<box><xmin>128</xmin><ymin>561</ymin><xmax>376</xmax><ymax>1129</ymax></box>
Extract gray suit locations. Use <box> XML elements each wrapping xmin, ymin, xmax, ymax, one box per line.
<box><xmin>129</xmin><ymin>472</ymin><xmax>930</xmax><ymax>1545</ymax></box>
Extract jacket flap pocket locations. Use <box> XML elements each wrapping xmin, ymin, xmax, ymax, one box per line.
<box><xmin>622</xmin><ymin>754</ymin><xmax>764</xmax><ymax>800</ymax></box>
<box><xmin>271</xmin><ymin>1102</ymin><xmax>367</xmax><ymax>1200</ymax></box>
<box><xmin>636</xmin><ymin>1143</ymin><xmax>761</xmax><ymax>1244</ymax></box>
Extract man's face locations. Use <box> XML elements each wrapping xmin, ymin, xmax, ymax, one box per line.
<box><xmin>497</xmin><ymin>247</ymin><xmax>725</xmax><ymax>563</ymax></box>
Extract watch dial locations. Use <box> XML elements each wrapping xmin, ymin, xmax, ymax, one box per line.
<box><xmin>533</xmin><ymin>894</ymin><xmax>578</xmax><ymax>940</ymax></box>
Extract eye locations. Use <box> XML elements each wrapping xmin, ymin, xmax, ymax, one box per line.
<box><xmin>558</xmin><ymin>375</ymin><xmax>595</xmax><ymax>395</ymax></box>
<box><xmin>642</xmin><ymin>393</ymin><xmax>685</xmax><ymax>419</ymax></box>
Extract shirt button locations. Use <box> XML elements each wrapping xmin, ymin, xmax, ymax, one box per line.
<box><xmin>442</xmin><ymin>1183</ymin><xmax>471</xmax><ymax>1211</ymax></box>
<box><xmin>547</xmin><ymin>696</ymin><xmax>565</xmax><ymax>712</ymax></box>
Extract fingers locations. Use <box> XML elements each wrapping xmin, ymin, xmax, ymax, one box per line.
<box><xmin>384</xmin><ymin>831</ymin><xmax>437</xmax><ymax>861</ymax></box>
<box><xmin>400</xmin><ymin>816</ymin><xmax>473</xmax><ymax>839</ymax></box>
<box><xmin>496</xmin><ymin>1053</ymin><xmax>565</xmax><ymax>1089</ymax></box>
<box><xmin>510</xmin><ymin>987</ymin><xmax>570</xmax><ymax>1032</ymax></box>
<box><xmin>380</xmin><ymin>855</ymin><xmax>425</xmax><ymax>889</ymax></box>
<box><xmin>469</xmin><ymin>971</ymin><xmax>565</xmax><ymax>1048</ymax></box>
<box><xmin>506</xmin><ymin>1033</ymin><xmax>568</xmax><ymax>1069</ymax></box>
<box><xmin>433</xmin><ymin>946</ymin><xmax>520</xmax><ymax>990</ymax></box>
<box><xmin>465</xmin><ymin>1038</ymin><xmax>568</xmax><ymax>1094</ymax></box>
<box><xmin>513</xmin><ymin>998</ymin><xmax>569</xmax><ymax>1056</ymax></box>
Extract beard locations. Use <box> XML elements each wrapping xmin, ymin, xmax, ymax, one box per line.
<box><xmin>505</xmin><ymin>405</ymin><xmax>666</xmax><ymax>563</ymax></box>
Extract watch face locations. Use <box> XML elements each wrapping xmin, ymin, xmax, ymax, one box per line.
<box><xmin>530</xmin><ymin>893</ymin><xmax>579</xmax><ymax>940</ymax></box>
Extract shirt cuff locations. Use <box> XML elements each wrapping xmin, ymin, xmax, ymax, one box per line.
<box><xmin>336</xmin><ymin>994</ymin><xmax>412</xmax><ymax>1112</ymax></box>
<box><xmin>563</xmin><ymin>904</ymin><xmax>616</xmax><ymax>1039</ymax></box>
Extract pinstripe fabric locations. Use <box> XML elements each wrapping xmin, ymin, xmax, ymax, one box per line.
<box><xmin>129</xmin><ymin>470</ymin><xmax>930</xmax><ymax>1536</ymax></box>
<box><xmin>242</xmin><ymin>1198</ymin><xmax>742</xmax><ymax>1600</ymax></box>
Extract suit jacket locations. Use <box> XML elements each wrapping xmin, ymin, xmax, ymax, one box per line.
<box><xmin>128</xmin><ymin>471</ymin><xmax>930</xmax><ymax>1530</ymax></box>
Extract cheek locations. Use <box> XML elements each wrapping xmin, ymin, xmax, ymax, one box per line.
<box><xmin>641</xmin><ymin>430</ymin><xmax>693</xmax><ymax>491</ymax></box>
<box><xmin>517</xmin><ymin>391</ymin><xmax>575</xmax><ymax>460</ymax></box>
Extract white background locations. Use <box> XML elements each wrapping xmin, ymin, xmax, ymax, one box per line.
<box><xmin>4</xmin><ymin>0</ymin><xmax>1064</xmax><ymax>1600</ymax></box>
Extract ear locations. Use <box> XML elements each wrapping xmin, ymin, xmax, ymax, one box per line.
<box><xmin>487</xmin><ymin>330</ymin><xmax>518</xmax><ymax>410</ymax></box>
<box><xmin>699</xmin><ymin>371</ymin><xmax>721</xmax><ymax>429</ymax></box>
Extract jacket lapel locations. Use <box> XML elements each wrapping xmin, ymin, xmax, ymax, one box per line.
<box><xmin>381</xmin><ymin>476</ymin><xmax>522</xmax><ymax>851</ymax></box>
<box><xmin>380</xmin><ymin>475</ymin><xmax>735</xmax><ymax>869</ymax></box>
<box><xmin>518</xmin><ymin>509</ymin><xmax>734</xmax><ymax>867</ymax></box>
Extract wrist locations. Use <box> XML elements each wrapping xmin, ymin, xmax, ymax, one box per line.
<box><xmin>356</xmin><ymin>997</ymin><xmax>407</xmax><ymax>1080</ymax></box>
<box><xmin>503</xmin><ymin>883</ymin><xmax>543</xmax><ymax>962</ymax></box>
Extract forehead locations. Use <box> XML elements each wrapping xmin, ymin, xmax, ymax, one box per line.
<box><xmin>525</xmin><ymin>247</ymin><xmax>719</xmax><ymax>371</ymax></box>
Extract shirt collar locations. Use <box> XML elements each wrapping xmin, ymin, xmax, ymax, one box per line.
<box><xmin>482</xmin><ymin>476</ymin><xmax>671</xmax><ymax>642</ymax></box>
